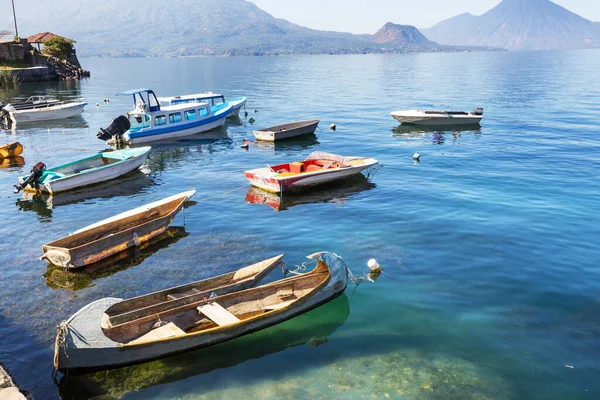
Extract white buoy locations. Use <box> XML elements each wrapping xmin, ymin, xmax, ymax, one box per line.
<box><xmin>330</xmin><ymin>124</ymin><xmax>336</xmax><ymax>131</ymax></box>
<box><xmin>412</xmin><ymin>152</ymin><xmax>420</xmax><ymax>161</ymax></box>
<box><xmin>367</xmin><ymin>258</ymin><xmax>382</xmax><ymax>274</ymax></box>
<box><xmin>96</xmin><ymin>103</ymin><xmax>99</xmax><ymax>107</ymax></box>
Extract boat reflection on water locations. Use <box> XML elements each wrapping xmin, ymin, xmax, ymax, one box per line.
<box><xmin>245</xmin><ymin>174</ymin><xmax>376</xmax><ymax>212</ymax></box>
<box><xmin>14</xmin><ymin>115</ymin><xmax>88</xmax><ymax>129</ymax></box>
<box><xmin>56</xmin><ymin>293</ymin><xmax>350</xmax><ymax>399</ymax></box>
<box><xmin>0</xmin><ymin>155</ymin><xmax>25</xmax><ymax>169</ymax></box>
<box><xmin>44</xmin><ymin>226</ymin><xmax>189</xmax><ymax>291</ymax></box>
<box><xmin>252</xmin><ymin>133</ymin><xmax>319</xmax><ymax>153</ymax></box>
<box><xmin>15</xmin><ymin>170</ymin><xmax>154</xmax><ymax>220</ymax></box>
<box><xmin>392</xmin><ymin>123</ymin><xmax>482</xmax><ymax>144</ymax></box>
<box><xmin>120</xmin><ymin>128</ymin><xmax>234</xmax><ymax>172</ymax></box>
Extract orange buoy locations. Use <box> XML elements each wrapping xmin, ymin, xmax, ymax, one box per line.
<box><xmin>0</xmin><ymin>142</ymin><xmax>24</xmax><ymax>159</ymax></box>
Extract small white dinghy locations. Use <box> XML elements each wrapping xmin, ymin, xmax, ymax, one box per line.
<box><xmin>54</xmin><ymin>252</ymin><xmax>348</xmax><ymax>373</ymax></box>
<box><xmin>244</xmin><ymin>151</ymin><xmax>378</xmax><ymax>193</ymax></box>
<box><xmin>15</xmin><ymin>147</ymin><xmax>151</xmax><ymax>194</ymax></box>
<box><xmin>391</xmin><ymin>108</ymin><xmax>483</xmax><ymax>126</ymax></box>
<box><xmin>253</xmin><ymin>119</ymin><xmax>320</xmax><ymax>142</ymax></box>
<box><xmin>1</xmin><ymin>100</ymin><xmax>86</xmax><ymax>125</ymax></box>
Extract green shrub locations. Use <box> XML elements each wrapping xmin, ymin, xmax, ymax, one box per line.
<box><xmin>43</xmin><ymin>37</ymin><xmax>73</xmax><ymax>59</ymax></box>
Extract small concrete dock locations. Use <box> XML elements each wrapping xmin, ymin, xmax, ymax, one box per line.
<box><xmin>0</xmin><ymin>364</ymin><xmax>27</xmax><ymax>400</ymax></box>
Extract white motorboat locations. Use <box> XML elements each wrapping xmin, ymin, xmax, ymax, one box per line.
<box><xmin>1</xmin><ymin>99</ymin><xmax>86</xmax><ymax>125</ymax></box>
<box><xmin>244</xmin><ymin>151</ymin><xmax>378</xmax><ymax>193</ymax></box>
<box><xmin>97</xmin><ymin>89</ymin><xmax>233</xmax><ymax>145</ymax></box>
<box><xmin>15</xmin><ymin>147</ymin><xmax>151</xmax><ymax>194</ymax></box>
<box><xmin>158</xmin><ymin>92</ymin><xmax>246</xmax><ymax>118</ymax></box>
<box><xmin>391</xmin><ymin>108</ymin><xmax>483</xmax><ymax>126</ymax></box>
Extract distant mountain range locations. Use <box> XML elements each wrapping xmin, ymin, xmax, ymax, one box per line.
<box><xmin>422</xmin><ymin>0</ymin><xmax>600</xmax><ymax>51</ymax></box>
<box><xmin>5</xmin><ymin>0</ymin><xmax>597</xmax><ymax>56</ymax></box>
<box><xmin>8</xmin><ymin>0</ymin><xmax>496</xmax><ymax>57</ymax></box>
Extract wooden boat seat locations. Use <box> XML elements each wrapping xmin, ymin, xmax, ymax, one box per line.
<box><xmin>167</xmin><ymin>288</ymin><xmax>202</xmax><ymax>301</ymax></box>
<box><xmin>127</xmin><ymin>322</ymin><xmax>186</xmax><ymax>345</ymax></box>
<box><xmin>197</xmin><ymin>302</ymin><xmax>240</xmax><ymax>326</ymax></box>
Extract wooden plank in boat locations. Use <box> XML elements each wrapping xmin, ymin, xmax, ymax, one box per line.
<box><xmin>197</xmin><ymin>302</ymin><xmax>240</xmax><ymax>326</ymax></box>
<box><xmin>127</xmin><ymin>322</ymin><xmax>186</xmax><ymax>345</ymax></box>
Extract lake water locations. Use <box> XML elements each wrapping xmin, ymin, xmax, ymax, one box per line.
<box><xmin>1</xmin><ymin>50</ymin><xmax>599</xmax><ymax>399</ymax></box>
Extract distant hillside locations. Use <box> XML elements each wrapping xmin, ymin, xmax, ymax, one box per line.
<box><xmin>422</xmin><ymin>0</ymin><xmax>600</xmax><ymax>50</ymax></box>
<box><xmin>372</xmin><ymin>23</ymin><xmax>436</xmax><ymax>47</ymax></box>
<box><xmin>6</xmin><ymin>0</ymin><xmax>497</xmax><ymax>57</ymax></box>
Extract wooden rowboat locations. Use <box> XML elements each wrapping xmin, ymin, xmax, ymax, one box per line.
<box><xmin>244</xmin><ymin>151</ymin><xmax>378</xmax><ymax>193</ymax></box>
<box><xmin>253</xmin><ymin>119</ymin><xmax>319</xmax><ymax>142</ymax></box>
<box><xmin>41</xmin><ymin>190</ymin><xmax>196</xmax><ymax>269</ymax></box>
<box><xmin>54</xmin><ymin>252</ymin><xmax>348</xmax><ymax>373</ymax></box>
<box><xmin>0</xmin><ymin>142</ymin><xmax>23</xmax><ymax>159</ymax></box>
<box><xmin>15</xmin><ymin>147</ymin><xmax>151</xmax><ymax>194</ymax></box>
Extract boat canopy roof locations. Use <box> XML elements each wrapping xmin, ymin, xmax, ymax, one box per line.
<box><xmin>116</xmin><ymin>88</ymin><xmax>155</xmax><ymax>96</ymax></box>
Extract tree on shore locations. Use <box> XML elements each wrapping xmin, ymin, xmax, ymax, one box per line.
<box><xmin>43</xmin><ymin>37</ymin><xmax>73</xmax><ymax>59</ymax></box>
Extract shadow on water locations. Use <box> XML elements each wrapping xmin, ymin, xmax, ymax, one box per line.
<box><xmin>43</xmin><ymin>226</ymin><xmax>189</xmax><ymax>291</ymax></box>
<box><xmin>245</xmin><ymin>174</ymin><xmax>376</xmax><ymax>212</ymax></box>
<box><xmin>56</xmin><ymin>294</ymin><xmax>351</xmax><ymax>399</ymax></box>
<box><xmin>15</xmin><ymin>170</ymin><xmax>155</xmax><ymax>221</ymax></box>
<box><xmin>251</xmin><ymin>133</ymin><xmax>319</xmax><ymax>153</ymax></box>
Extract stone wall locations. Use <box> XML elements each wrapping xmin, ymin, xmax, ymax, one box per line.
<box><xmin>0</xmin><ymin>41</ymin><xmax>26</xmax><ymax>61</ymax></box>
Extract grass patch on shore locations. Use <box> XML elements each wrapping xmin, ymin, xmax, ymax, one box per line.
<box><xmin>0</xmin><ymin>58</ymin><xmax>29</xmax><ymax>69</ymax></box>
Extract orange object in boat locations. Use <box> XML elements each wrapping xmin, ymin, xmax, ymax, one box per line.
<box><xmin>290</xmin><ymin>162</ymin><xmax>304</xmax><ymax>174</ymax></box>
<box><xmin>305</xmin><ymin>164</ymin><xmax>322</xmax><ymax>172</ymax></box>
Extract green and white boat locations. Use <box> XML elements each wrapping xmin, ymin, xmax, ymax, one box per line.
<box><xmin>15</xmin><ymin>147</ymin><xmax>151</xmax><ymax>194</ymax></box>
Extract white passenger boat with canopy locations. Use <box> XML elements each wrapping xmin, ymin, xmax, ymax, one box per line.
<box><xmin>97</xmin><ymin>89</ymin><xmax>233</xmax><ymax>145</ymax></box>
<box><xmin>157</xmin><ymin>92</ymin><xmax>247</xmax><ymax>118</ymax></box>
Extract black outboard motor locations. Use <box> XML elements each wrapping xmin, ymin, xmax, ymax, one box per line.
<box><xmin>14</xmin><ymin>162</ymin><xmax>46</xmax><ymax>193</ymax></box>
<box><xmin>472</xmin><ymin>108</ymin><xmax>483</xmax><ymax>116</ymax></box>
<box><xmin>97</xmin><ymin>115</ymin><xmax>131</xmax><ymax>141</ymax></box>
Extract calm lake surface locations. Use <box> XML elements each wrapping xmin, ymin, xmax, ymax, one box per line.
<box><xmin>1</xmin><ymin>50</ymin><xmax>599</xmax><ymax>399</ymax></box>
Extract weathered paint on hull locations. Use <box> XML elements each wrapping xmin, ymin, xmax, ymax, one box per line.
<box><xmin>245</xmin><ymin>165</ymin><xmax>372</xmax><ymax>193</ymax></box>
<box><xmin>55</xmin><ymin>253</ymin><xmax>347</xmax><ymax>374</ymax></box>
<box><xmin>43</xmin><ymin>218</ymin><xmax>173</xmax><ymax>269</ymax></box>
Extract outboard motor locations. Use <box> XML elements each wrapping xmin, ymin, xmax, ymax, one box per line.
<box><xmin>14</xmin><ymin>162</ymin><xmax>46</xmax><ymax>193</ymax></box>
<box><xmin>472</xmin><ymin>108</ymin><xmax>483</xmax><ymax>116</ymax></box>
<box><xmin>97</xmin><ymin>115</ymin><xmax>131</xmax><ymax>141</ymax></box>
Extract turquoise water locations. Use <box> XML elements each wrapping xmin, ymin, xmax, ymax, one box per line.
<box><xmin>1</xmin><ymin>50</ymin><xmax>599</xmax><ymax>399</ymax></box>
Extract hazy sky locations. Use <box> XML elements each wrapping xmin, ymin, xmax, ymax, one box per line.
<box><xmin>251</xmin><ymin>0</ymin><xmax>600</xmax><ymax>33</ymax></box>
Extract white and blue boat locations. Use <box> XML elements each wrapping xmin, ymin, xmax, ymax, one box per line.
<box><xmin>157</xmin><ymin>92</ymin><xmax>247</xmax><ymax>118</ymax></box>
<box><xmin>97</xmin><ymin>89</ymin><xmax>233</xmax><ymax>145</ymax></box>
